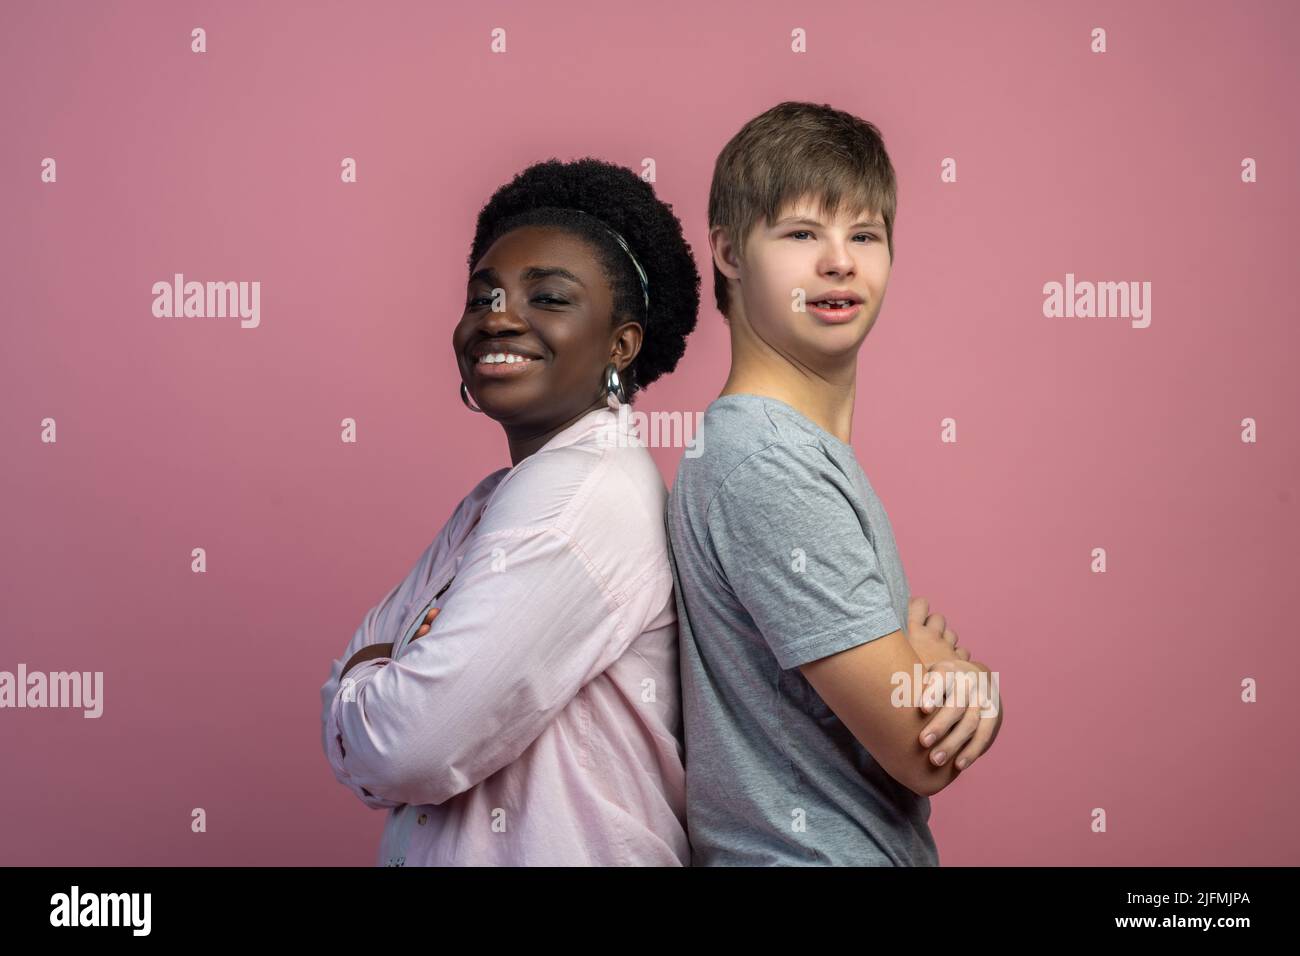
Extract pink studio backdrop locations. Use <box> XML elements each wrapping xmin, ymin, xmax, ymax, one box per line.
<box><xmin>2</xmin><ymin>0</ymin><xmax>1297</xmax><ymax>866</ymax></box>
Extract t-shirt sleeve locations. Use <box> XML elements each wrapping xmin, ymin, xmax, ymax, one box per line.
<box><xmin>706</xmin><ymin>441</ymin><xmax>904</xmax><ymax>670</ymax></box>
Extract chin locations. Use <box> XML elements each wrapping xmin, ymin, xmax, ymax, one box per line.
<box><xmin>473</xmin><ymin>387</ymin><xmax>540</xmax><ymax>421</ymax></box>
<box><xmin>797</xmin><ymin>316</ymin><xmax>862</xmax><ymax>339</ymax></box>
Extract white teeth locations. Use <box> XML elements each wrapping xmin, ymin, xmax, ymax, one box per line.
<box><xmin>477</xmin><ymin>353</ymin><xmax>534</xmax><ymax>365</ymax></box>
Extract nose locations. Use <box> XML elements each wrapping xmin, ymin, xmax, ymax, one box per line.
<box><xmin>817</xmin><ymin>236</ymin><xmax>857</xmax><ymax>280</ymax></box>
<box><xmin>476</xmin><ymin>290</ymin><xmax>531</xmax><ymax>333</ymax></box>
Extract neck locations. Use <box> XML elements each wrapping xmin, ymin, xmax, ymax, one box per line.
<box><xmin>720</xmin><ymin>310</ymin><xmax>858</xmax><ymax>444</ymax></box>
<box><xmin>502</xmin><ymin>398</ymin><xmax>607</xmax><ymax>467</ymax></box>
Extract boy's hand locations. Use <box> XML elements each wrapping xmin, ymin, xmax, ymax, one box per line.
<box><xmin>918</xmin><ymin>659</ymin><xmax>1002</xmax><ymax>771</ymax></box>
<box><xmin>905</xmin><ymin>596</ymin><xmax>972</xmax><ymax>667</ymax></box>
<box><xmin>410</xmin><ymin>606</ymin><xmax>440</xmax><ymax>642</ymax></box>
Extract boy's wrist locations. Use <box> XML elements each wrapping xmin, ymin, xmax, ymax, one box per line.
<box><xmin>907</xmin><ymin>633</ymin><xmax>962</xmax><ymax>668</ymax></box>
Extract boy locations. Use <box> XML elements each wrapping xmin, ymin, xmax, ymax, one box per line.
<box><xmin>665</xmin><ymin>101</ymin><xmax>1003</xmax><ymax>866</ymax></box>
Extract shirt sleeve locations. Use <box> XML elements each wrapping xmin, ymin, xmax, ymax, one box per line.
<box><xmin>319</xmin><ymin>572</ymin><xmax>414</xmax><ymax>811</ymax></box>
<box><xmin>319</xmin><ymin>497</ymin><xmax>477</xmax><ymax>811</ymax></box>
<box><xmin>325</xmin><ymin>524</ymin><xmax>626</xmax><ymax>808</ymax></box>
<box><xmin>323</xmin><ymin>659</ymin><xmax>404</xmax><ymax>810</ymax></box>
<box><xmin>706</xmin><ymin>441</ymin><xmax>904</xmax><ymax>670</ymax></box>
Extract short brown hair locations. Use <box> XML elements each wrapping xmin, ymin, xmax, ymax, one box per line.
<box><xmin>707</xmin><ymin>101</ymin><xmax>898</xmax><ymax>318</ymax></box>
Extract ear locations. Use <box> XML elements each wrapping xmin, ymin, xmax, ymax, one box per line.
<box><xmin>709</xmin><ymin>224</ymin><xmax>742</xmax><ymax>282</ymax></box>
<box><xmin>609</xmin><ymin>320</ymin><xmax>644</xmax><ymax>372</ymax></box>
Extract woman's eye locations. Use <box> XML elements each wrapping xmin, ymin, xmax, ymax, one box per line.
<box><xmin>465</xmin><ymin>292</ymin><xmax>568</xmax><ymax>308</ymax></box>
<box><xmin>790</xmin><ymin>230</ymin><xmax>812</xmax><ymax>240</ymax></box>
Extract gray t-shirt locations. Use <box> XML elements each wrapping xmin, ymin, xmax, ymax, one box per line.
<box><xmin>665</xmin><ymin>393</ymin><xmax>939</xmax><ymax>866</ymax></box>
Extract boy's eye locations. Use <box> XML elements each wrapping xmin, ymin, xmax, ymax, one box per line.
<box><xmin>788</xmin><ymin>231</ymin><xmax>876</xmax><ymax>242</ymax></box>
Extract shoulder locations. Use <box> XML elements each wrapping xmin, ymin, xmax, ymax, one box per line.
<box><xmin>675</xmin><ymin>395</ymin><xmax>844</xmax><ymax>491</ymax></box>
<box><xmin>705</xmin><ymin>440</ymin><xmax>855</xmax><ymax>535</ymax></box>
<box><xmin>682</xmin><ymin>397</ymin><xmax>851</xmax><ymax>520</ymax></box>
<box><xmin>478</xmin><ymin>435</ymin><xmax>663</xmax><ymax>532</ymax></box>
<box><xmin>476</xmin><ymin>421</ymin><xmax>669</xmax><ymax>573</ymax></box>
<box><xmin>441</xmin><ymin>466</ymin><xmax>510</xmax><ymax>535</ymax></box>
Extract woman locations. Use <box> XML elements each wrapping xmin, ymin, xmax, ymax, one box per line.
<box><xmin>319</xmin><ymin>158</ymin><xmax>701</xmax><ymax>865</ymax></box>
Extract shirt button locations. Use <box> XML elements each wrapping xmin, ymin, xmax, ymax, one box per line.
<box><xmin>417</xmin><ymin>813</ymin><xmax>428</xmax><ymax>825</ymax></box>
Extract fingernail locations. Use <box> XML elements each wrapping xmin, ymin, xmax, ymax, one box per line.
<box><xmin>933</xmin><ymin>751</ymin><xmax>946</xmax><ymax>765</ymax></box>
<box><xmin>922</xmin><ymin>733</ymin><xmax>935</xmax><ymax>746</ymax></box>
<box><xmin>956</xmin><ymin>758</ymin><xmax>968</xmax><ymax>769</ymax></box>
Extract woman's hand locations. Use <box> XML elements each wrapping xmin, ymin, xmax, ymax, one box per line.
<box><xmin>341</xmin><ymin>642</ymin><xmax>394</xmax><ymax>679</ymax></box>
<box><xmin>339</xmin><ymin>608</ymin><xmax>440</xmax><ymax>679</ymax></box>
<box><xmin>918</xmin><ymin>658</ymin><xmax>1001</xmax><ymax>772</ymax></box>
<box><xmin>410</xmin><ymin>606</ymin><xmax>440</xmax><ymax>642</ymax></box>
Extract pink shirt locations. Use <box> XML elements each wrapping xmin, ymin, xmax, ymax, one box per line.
<box><xmin>320</xmin><ymin>405</ymin><xmax>688</xmax><ymax>865</ymax></box>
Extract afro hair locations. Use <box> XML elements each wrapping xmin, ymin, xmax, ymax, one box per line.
<box><xmin>466</xmin><ymin>158</ymin><xmax>701</xmax><ymax>402</ymax></box>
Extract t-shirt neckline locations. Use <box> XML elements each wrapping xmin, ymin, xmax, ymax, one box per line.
<box><xmin>711</xmin><ymin>392</ymin><xmax>855</xmax><ymax>453</ymax></box>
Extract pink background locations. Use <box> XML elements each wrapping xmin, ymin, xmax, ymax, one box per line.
<box><xmin>2</xmin><ymin>0</ymin><xmax>1297</xmax><ymax>865</ymax></box>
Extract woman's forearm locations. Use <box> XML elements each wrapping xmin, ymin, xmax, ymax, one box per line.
<box><xmin>342</xmin><ymin>642</ymin><xmax>394</xmax><ymax>679</ymax></box>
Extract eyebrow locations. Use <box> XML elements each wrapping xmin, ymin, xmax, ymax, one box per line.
<box><xmin>773</xmin><ymin>217</ymin><xmax>884</xmax><ymax>230</ymax></box>
<box><xmin>468</xmin><ymin>266</ymin><xmax>586</xmax><ymax>287</ymax></box>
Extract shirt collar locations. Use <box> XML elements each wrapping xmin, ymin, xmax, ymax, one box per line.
<box><xmin>475</xmin><ymin>405</ymin><xmax>623</xmax><ymax>514</ymax></box>
<box><xmin>532</xmin><ymin>404</ymin><xmax>621</xmax><ymax>456</ymax></box>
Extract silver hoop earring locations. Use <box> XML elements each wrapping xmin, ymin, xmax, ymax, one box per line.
<box><xmin>604</xmin><ymin>363</ymin><xmax>627</xmax><ymax>404</ymax></box>
<box><xmin>460</xmin><ymin>381</ymin><xmax>484</xmax><ymax>413</ymax></box>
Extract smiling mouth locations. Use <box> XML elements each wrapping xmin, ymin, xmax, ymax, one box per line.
<box><xmin>806</xmin><ymin>300</ymin><xmax>862</xmax><ymax>324</ymax></box>
<box><xmin>471</xmin><ymin>352</ymin><xmax>541</xmax><ymax>377</ymax></box>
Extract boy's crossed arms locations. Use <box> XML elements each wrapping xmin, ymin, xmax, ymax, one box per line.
<box><xmin>801</xmin><ymin>595</ymin><xmax>1003</xmax><ymax>797</ymax></box>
